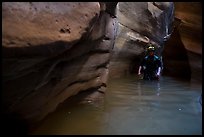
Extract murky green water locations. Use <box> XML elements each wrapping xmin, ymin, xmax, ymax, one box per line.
<box><xmin>31</xmin><ymin>76</ymin><xmax>202</xmax><ymax>135</ymax></box>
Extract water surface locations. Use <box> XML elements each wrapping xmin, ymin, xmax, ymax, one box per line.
<box><xmin>31</xmin><ymin>76</ymin><xmax>202</xmax><ymax>135</ymax></box>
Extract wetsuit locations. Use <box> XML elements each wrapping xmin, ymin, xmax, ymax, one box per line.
<box><xmin>140</xmin><ymin>55</ymin><xmax>161</xmax><ymax>80</ymax></box>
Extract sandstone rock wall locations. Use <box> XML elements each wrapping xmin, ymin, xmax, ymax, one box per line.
<box><xmin>2</xmin><ymin>2</ymin><xmax>202</xmax><ymax>129</ymax></box>
<box><xmin>109</xmin><ymin>2</ymin><xmax>174</xmax><ymax>78</ymax></box>
<box><xmin>2</xmin><ymin>2</ymin><xmax>118</xmax><ymax>123</ymax></box>
<box><xmin>162</xmin><ymin>2</ymin><xmax>202</xmax><ymax>83</ymax></box>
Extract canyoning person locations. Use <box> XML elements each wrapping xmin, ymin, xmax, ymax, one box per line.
<box><xmin>138</xmin><ymin>44</ymin><xmax>162</xmax><ymax>80</ymax></box>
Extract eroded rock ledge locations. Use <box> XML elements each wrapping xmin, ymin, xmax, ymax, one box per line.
<box><xmin>2</xmin><ymin>2</ymin><xmax>118</xmax><ymax>123</ymax></box>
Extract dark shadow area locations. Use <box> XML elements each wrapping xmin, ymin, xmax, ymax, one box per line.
<box><xmin>162</xmin><ymin>22</ymin><xmax>191</xmax><ymax>80</ymax></box>
<box><xmin>28</xmin><ymin>86</ymin><xmax>101</xmax><ymax>133</ymax></box>
<box><xmin>2</xmin><ymin>11</ymin><xmax>108</xmax><ymax>134</ymax></box>
<box><xmin>1</xmin><ymin>112</ymin><xmax>29</xmax><ymax>135</ymax></box>
<box><xmin>130</xmin><ymin>54</ymin><xmax>145</xmax><ymax>75</ymax></box>
<box><xmin>2</xmin><ymin>40</ymin><xmax>78</xmax><ymax>59</ymax></box>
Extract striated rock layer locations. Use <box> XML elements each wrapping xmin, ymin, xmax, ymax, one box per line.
<box><xmin>2</xmin><ymin>2</ymin><xmax>118</xmax><ymax>124</ymax></box>
<box><xmin>2</xmin><ymin>2</ymin><xmax>202</xmax><ymax>132</ymax></box>
<box><xmin>109</xmin><ymin>2</ymin><xmax>174</xmax><ymax>78</ymax></box>
<box><xmin>162</xmin><ymin>2</ymin><xmax>202</xmax><ymax>84</ymax></box>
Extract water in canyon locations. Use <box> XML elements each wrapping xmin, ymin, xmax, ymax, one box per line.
<box><xmin>31</xmin><ymin>75</ymin><xmax>202</xmax><ymax>135</ymax></box>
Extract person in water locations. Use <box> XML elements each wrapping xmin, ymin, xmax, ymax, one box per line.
<box><xmin>138</xmin><ymin>44</ymin><xmax>162</xmax><ymax>80</ymax></box>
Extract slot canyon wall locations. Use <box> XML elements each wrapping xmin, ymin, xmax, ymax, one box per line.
<box><xmin>109</xmin><ymin>2</ymin><xmax>174</xmax><ymax>78</ymax></box>
<box><xmin>162</xmin><ymin>2</ymin><xmax>202</xmax><ymax>84</ymax></box>
<box><xmin>2</xmin><ymin>2</ymin><xmax>202</xmax><ymax>129</ymax></box>
<box><xmin>2</xmin><ymin>2</ymin><xmax>117</xmax><ymax>124</ymax></box>
<box><xmin>109</xmin><ymin>2</ymin><xmax>202</xmax><ymax>86</ymax></box>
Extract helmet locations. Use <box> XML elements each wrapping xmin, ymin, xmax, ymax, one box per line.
<box><xmin>147</xmin><ymin>45</ymin><xmax>155</xmax><ymax>52</ymax></box>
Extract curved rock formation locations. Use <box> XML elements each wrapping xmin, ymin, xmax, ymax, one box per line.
<box><xmin>109</xmin><ymin>2</ymin><xmax>174</xmax><ymax>78</ymax></box>
<box><xmin>162</xmin><ymin>2</ymin><xmax>202</xmax><ymax>83</ymax></box>
<box><xmin>2</xmin><ymin>2</ymin><xmax>118</xmax><ymax>125</ymax></box>
<box><xmin>2</xmin><ymin>2</ymin><xmax>202</xmax><ymax>134</ymax></box>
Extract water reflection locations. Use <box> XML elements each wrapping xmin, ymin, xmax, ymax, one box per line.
<box><xmin>31</xmin><ymin>76</ymin><xmax>202</xmax><ymax>135</ymax></box>
<box><xmin>136</xmin><ymin>80</ymin><xmax>161</xmax><ymax>96</ymax></box>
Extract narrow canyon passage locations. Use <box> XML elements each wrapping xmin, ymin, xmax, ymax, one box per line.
<box><xmin>31</xmin><ymin>75</ymin><xmax>202</xmax><ymax>135</ymax></box>
<box><xmin>2</xmin><ymin>2</ymin><xmax>202</xmax><ymax>135</ymax></box>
